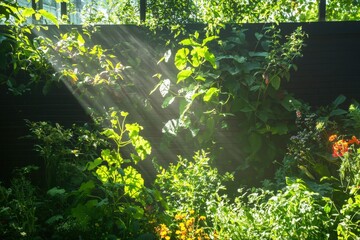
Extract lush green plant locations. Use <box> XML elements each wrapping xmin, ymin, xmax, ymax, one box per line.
<box><xmin>79</xmin><ymin>0</ymin><xmax>359</xmax><ymax>27</ymax></box>
<box><xmin>155</xmin><ymin>150</ymin><xmax>232</xmax><ymax>238</ymax></box>
<box><xmin>276</xmin><ymin>96</ymin><xmax>360</xmax><ymax>185</ymax></box>
<box><xmin>0</xmin><ymin>1</ymin><xmax>60</xmax><ymax>95</ymax></box>
<box><xmin>336</xmin><ymin>186</ymin><xmax>360</xmax><ymax>240</ymax></box>
<box><xmin>0</xmin><ymin>166</ymin><xmax>40</xmax><ymax>240</ymax></box>
<box><xmin>153</xmin><ymin>25</ymin><xmax>305</xmax><ymax>182</ymax></box>
<box><xmin>212</xmin><ymin>178</ymin><xmax>335</xmax><ymax>239</ymax></box>
<box><xmin>81</xmin><ymin>0</ymin><xmax>140</xmax><ymax>25</ymax></box>
<box><xmin>80</xmin><ymin>110</ymin><xmax>155</xmax><ymax>238</ymax></box>
<box><xmin>26</xmin><ymin>120</ymin><xmax>108</xmax><ymax>189</ymax></box>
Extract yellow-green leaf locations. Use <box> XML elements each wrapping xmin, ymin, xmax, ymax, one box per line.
<box><xmin>177</xmin><ymin>69</ymin><xmax>193</xmax><ymax>83</ymax></box>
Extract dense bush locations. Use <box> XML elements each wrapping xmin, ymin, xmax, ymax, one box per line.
<box><xmin>1</xmin><ymin>1</ymin><xmax>360</xmax><ymax>239</ymax></box>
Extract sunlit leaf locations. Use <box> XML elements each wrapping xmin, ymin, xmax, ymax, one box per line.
<box><xmin>38</xmin><ymin>9</ymin><xmax>59</xmax><ymax>27</ymax></box>
<box><xmin>177</xmin><ymin>69</ymin><xmax>192</xmax><ymax>83</ymax></box>
<box><xmin>162</xmin><ymin>119</ymin><xmax>178</xmax><ymax>136</ymax></box>
<box><xmin>22</xmin><ymin>8</ymin><xmax>35</xmax><ymax>18</ymax></box>
<box><xmin>162</xmin><ymin>95</ymin><xmax>175</xmax><ymax>108</ymax></box>
<box><xmin>159</xmin><ymin>79</ymin><xmax>171</xmax><ymax>97</ymax></box>
<box><xmin>164</xmin><ymin>49</ymin><xmax>171</xmax><ymax>62</ymax></box>
<box><xmin>174</xmin><ymin>48</ymin><xmax>189</xmax><ymax>70</ymax></box>
<box><xmin>204</xmin><ymin>50</ymin><xmax>217</xmax><ymax>69</ymax></box>
<box><xmin>203</xmin><ymin>87</ymin><xmax>219</xmax><ymax>102</ymax></box>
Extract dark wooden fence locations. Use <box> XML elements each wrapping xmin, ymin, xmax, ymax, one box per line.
<box><xmin>1</xmin><ymin>21</ymin><xmax>359</xmax><ymax>185</ymax></box>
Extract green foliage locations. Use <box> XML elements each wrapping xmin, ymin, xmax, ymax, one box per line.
<box><xmin>0</xmin><ymin>166</ymin><xmax>39</xmax><ymax>240</ymax></box>
<box><xmin>81</xmin><ymin>0</ymin><xmax>140</xmax><ymax>25</ymax></box>
<box><xmin>213</xmin><ymin>178</ymin><xmax>335</xmax><ymax>239</ymax></box>
<box><xmin>153</xmin><ymin>25</ymin><xmax>305</xmax><ymax>181</ymax></box>
<box><xmin>26</xmin><ymin>120</ymin><xmax>107</xmax><ymax>188</ymax></box>
<box><xmin>276</xmin><ymin>96</ymin><xmax>360</xmax><ymax>185</ymax></box>
<box><xmin>155</xmin><ymin>150</ymin><xmax>232</xmax><ymax>218</ymax></box>
<box><xmin>0</xmin><ymin>1</ymin><xmax>61</xmax><ymax>95</ymax></box>
<box><xmin>336</xmin><ymin>187</ymin><xmax>360</xmax><ymax>240</ymax></box>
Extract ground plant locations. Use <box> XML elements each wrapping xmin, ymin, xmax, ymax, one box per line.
<box><xmin>1</xmin><ymin>1</ymin><xmax>360</xmax><ymax>239</ymax></box>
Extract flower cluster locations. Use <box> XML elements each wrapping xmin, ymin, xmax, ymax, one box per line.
<box><xmin>174</xmin><ymin>210</ymin><xmax>210</xmax><ymax>240</ymax></box>
<box><xmin>329</xmin><ymin>134</ymin><xmax>360</xmax><ymax>157</ymax></box>
<box><xmin>156</xmin><ymin>210</ymin><xmax>211</xmax><ymax>240</ymax></box>
<box><xmin>155</xmin><ymin>224</ymin><xmax>171</xmax><ymax>240</ymax></box>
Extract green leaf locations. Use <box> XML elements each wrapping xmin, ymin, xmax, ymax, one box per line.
<box><xmin>77</xmin><ymin>33</ymin><xmax>85</xmax><ymax>46</ymax></box>
<box><xmin>159</xmin><ymin>79</ymin><xmax>171</xmax><ymax>97</ymax></box>
<box><xmin>78</xmin><ymin>180</ymin><xmax>95</xmax><ymax>193</ymax></box>
<box><xmin>202</xmin><ymin>36</ymin><xmax>218</xmax><ymax>46</ymax></box>
<box><xmin>204</xmin><ymin>50</ymin><xmax>217</xmax><ymax>69</ymax></box>
<box><xmin>270</xmin><ymin>75</ymin><xmax>281</xmax><ymax>90</ymax></box>
<box><xmin>329</xmin><ymin>109</ymin><xmax>347</xmax><ymax>117</ymax></box>
<box><xmin>203</xmin><ymin>87</ymin><xmax>219</xmax><ymax>102</ymax></box>
<box><xmin>180</xmin><ymin>38</ymin><xmax>200</xmax><ymax>46</ymax></box>
<box><xmin>332</xmin><ymin>94</ymin><xmax>346</xmax><ymax>107</ymax></box>
<box><xmin>174</xmin><ymin>48</ymin><xmax>189</xmax><ymax>70</ymax></box>
<box><xmin>47</xmin><ymin>187</ymin><xmax>66</xmax><ymax>196</ymax></box>
<box><xmin>38</xmin><ymin>9</ymin><xmax>59</xmax><ymax>27</ymax></box>
<box><xmin>87</xmin><ymin>158</ymin><xmax>103</xmax><ymax>170</ymax></box>
<box><xmin>22</xmin><ymin>8</ymin><xmax>35</xmax><ymax>18</ymax></box>
<box><xmin>162</xmin><ymin>96</ymin><xmax>175</xmax><ymax>108</ymax></box>
<box><xmin>164</xmin><ymin>49</ymin><xmax>171</xmax><ymax>62</ymax></box>
<box><xmin>123</xmin><ymin>166</ymin><xmax>144</xmax><ymax>198</ymax></box>
<box><xmin>102</xmin><ymin>128</ymin><xmax>120</xmax><ymax>141</ymax></box>
<box><xmin>162</xmin><ymin>119</ymin><xmax>178</xmax><ymax>136</ymax></box>
<box><xmin>46</xmin><ymin>215</ymin><xmax>63</xmax><ymax>225</ymax></box>
<box><xmin>177</xmin><ymin>69</ymin><xmax>192</xmax><ymax>83</ymax></box>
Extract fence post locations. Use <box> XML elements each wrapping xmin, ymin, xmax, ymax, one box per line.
<box><xmin>140</xmin><ymin>0</ymin><xmax>146</xmax><ymax>22</ymax></box>
<box><xmin>319</xmin><ymin>0</ymin><xmax>326</xmax><ymax>21</ymax></box>
<box><xmin>61</xmin><ymin>2</ymin><xmax>67</xmax><ymax>17</ymax></box>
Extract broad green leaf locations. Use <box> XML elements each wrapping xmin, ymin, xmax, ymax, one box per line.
<box><xmin>162</xmin><ymin>119</ymin><xmax>178</xmax><ymax>136</ymax></box>
<box><xmin>102</xmin><ymin>128</ymin><xmax>120</xmax><ymax>141</ymax></box>
<box><xmin>38</xmin><ymin>9</ymin><xmax>59</xmax><ymax>27</ymax></box>
<box><xmin>87</xmin><ymin>158</ymin><xmax>103</xmax><ymax>170</ymax></box>
<box><xmin>177</xmin><ymin>69</ymin><xmax>192</xmax><ymax>83</ymax></box>
<box><xmin>174</xmin><ymin>48</ymin><xmax>189</xmax><ymax>70</ymax></box>
<box><xmin>22</xmin><ymin>8</ymin><xmax>35</xmax><ymax>18</ymax></box>
<box><xmin>255</xmin><ymin>32</ymin><xmax>263</xmax><ymax>40</ymax></box>
<box><xmin>123</xmin><ymin>166</ymin><xmax>144</xmax><ymax>198</ymax></box>
<box><xmin>332</xmin><ymin>94</ymin><xmax>346</xmax><ymax>107</ymax></box>
<box><xmin>162</xmin><ymin>95</ymin><xmax>175</xmax><ymax>108</ymax></box>
<box><xmin>164</xmin><ymin>49</ymin><xmax>171</xmax><ymax>62</ymax></box>
<box><xmin>270</xmin><ymin>75</ymin><xmax>281</xmax><ymax>90</ymax></box>
<box><xmin>203</xmin><ymin>87</ymin><xmax>219</xmax><ymax>102</ymax></box>
<box><xmin>329</xmin><ymin>109</ymin><xmax>347</xmax><ymax>117</ymax></box>
<box><xmin>204</xmin><ymin>50</ymin><xmax>217</xmax><ymax>69</ymax></box>
<box><xmin>76</xmin><ymin>33</ymin><xmax>85</xmax><ymax>46</ymax></box>
<box><xmin>195</xmin><ymin>75</ymin><xmax>206</xmax><ymax>81</ymax></box>
<box><xmin>159</xmin><ymin>79</ymin><xmax>171</xmax><ymax>97</ymax></box>
<box><xmin>180</xmin><ymin>38</ymin><xmax>200</xmax><ymax>46</ymax></box>
<box><xmin>47</xmin><ymin>187</ymin><xmax>66</xmax><ymax>196</ymax></box>
<box><xmin>78</xmin><ymin>180</ymin><xmax>95</xmax><ymax>193</ymax></box>
<box><xmin>202</xmin><ymin>35</ymin><xmax>218</xmax><ymax>46</ymax></box>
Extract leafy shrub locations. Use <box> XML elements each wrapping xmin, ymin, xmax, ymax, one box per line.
<box><xmin>0</xmin><ymin>166</ymin><xmax>39</xmax><ymax>240</ymax></box>
<box><xmin>155</xmin><ymin>150</ymin><xmax>232</xmax><ymax>237</ymax></box>
<box><xmin>213</xmin><ymin>178</ymin><xmax>335</xmax><ymax>239</ymax></box>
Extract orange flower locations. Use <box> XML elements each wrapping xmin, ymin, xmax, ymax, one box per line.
<box><xmin>348</xmin><ymin>135</ymin><xmax>360</xmax><ymax>145</ymax></box>
<box><xmin>329</xmin><ymin>134</ymin><xmax>337</xmax><ymax>142</ymax></box>
<box><xmin>332</xmin><ymin>139</ymin><xmax>349</xmax><ymax>157</ymax></box>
